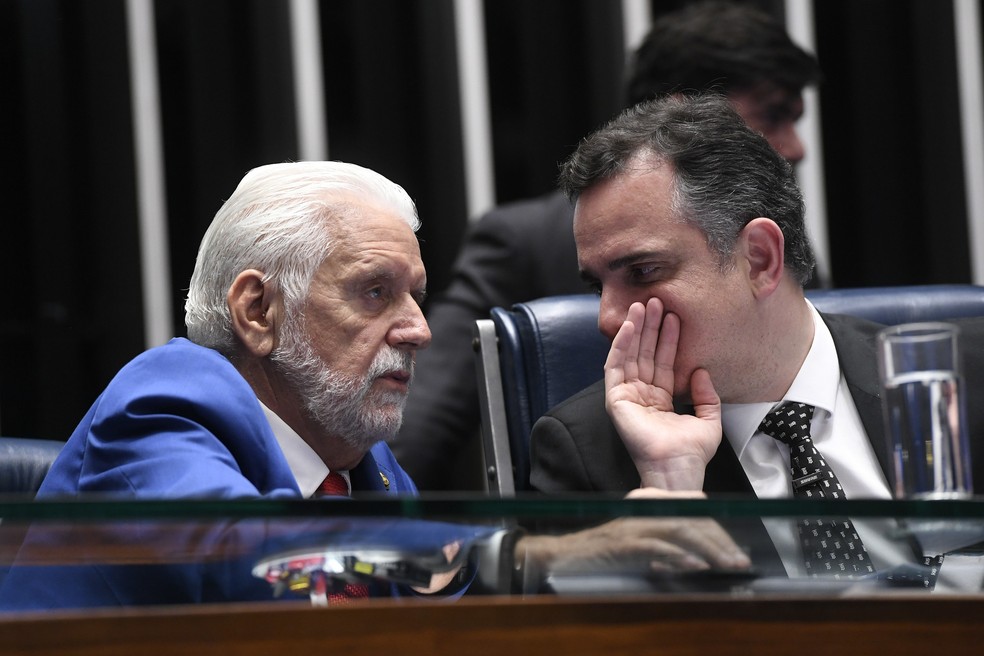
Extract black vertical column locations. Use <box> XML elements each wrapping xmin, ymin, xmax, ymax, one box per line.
<box><xmin>815</xmin><ymin>0</ymin><xmax>969</xmax><ymax>286</ymax></box>
<box><xmin>2</xmin><ymin>0</ymin><xmax>143</xmax><ymax>440</ymax></box>
<box><xmin>155</xmin><ymin>0</ymin><xmax>298</xmax><ymax>336</ymax></box>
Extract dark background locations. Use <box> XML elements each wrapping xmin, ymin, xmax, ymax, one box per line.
<box><xmin>2</xmin><ymin>0</ymin><xmax>981</xmax><ymax>441</ymax></box>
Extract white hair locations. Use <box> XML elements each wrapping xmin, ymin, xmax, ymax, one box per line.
<box><xmin>184</xmin><ymin>161</ymin><xmax>419</xmax><ymax>354</ymax></box>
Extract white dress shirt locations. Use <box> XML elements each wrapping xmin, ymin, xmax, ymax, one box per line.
<box><xmin>259</xmin><ymin>401</ymin><xmax>350</xmax><ymax>497</ymax></box>
<box><xmin>721</xmin><ymin>300</ymin><xmax>912</xmax><ymax>576</ymax></box>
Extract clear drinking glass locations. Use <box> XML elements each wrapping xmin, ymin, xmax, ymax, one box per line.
<box><xmin>877</xmin><ymin>322</ymin><xmax>972</xmax><ymax>499</ymax></box>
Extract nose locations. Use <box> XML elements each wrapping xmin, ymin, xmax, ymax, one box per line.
<box><xmin>771</xmin><ymin>123</ymin><xmax>805</xmax><ymax>165</ymax></box>
<box><xmin>389</xmin><ymin>297</ymin><xmax>432</xmax><ymax>351</ymax></box>
<box><xmin>597</xmin><ymin>291</ymin><xmax>628</xmax><ymax>341</ymax></box>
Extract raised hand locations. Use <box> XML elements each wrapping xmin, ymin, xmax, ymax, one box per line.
<box><xmin>604</xmin><ymin>298</ymin><xmax>722</xmax><ymax>490</ymax></box>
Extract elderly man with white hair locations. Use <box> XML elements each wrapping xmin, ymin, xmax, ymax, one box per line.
<box><xmin>0</xmin><ymin>161</ymin><xmax>748</xmax><ymax>610</ymax></box>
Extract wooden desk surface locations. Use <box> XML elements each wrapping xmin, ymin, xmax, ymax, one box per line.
<box><xmin>1</xmin><ymin>594</ymin><xmax>982</xmax><ymax>656</ymax></box>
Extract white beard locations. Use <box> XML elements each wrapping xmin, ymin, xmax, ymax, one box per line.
<box><xmin>269</xmin><ymin>319</ymin><xmax>413</xmax><ymax>453</ymax></box>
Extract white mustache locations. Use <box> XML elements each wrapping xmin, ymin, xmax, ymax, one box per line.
<box><xmin>367</xmin><ymin>348</ymin><xmax>413</xmax><ymax>382</ymax></box>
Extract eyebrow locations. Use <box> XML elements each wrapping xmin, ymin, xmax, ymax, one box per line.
<box><xmin>606</xmin><ymin>251</ymin><xmax>663</xmax><ymax>271</ymax></box>
<box><xmin>579</xmin><ymin>250</ymin><xmax>665</xmax><ymax>283</ymax></box>
<box><xmin>348</xmin><ymin>261</ymin><xmax>424</xmax><ymax>293</ymax></box>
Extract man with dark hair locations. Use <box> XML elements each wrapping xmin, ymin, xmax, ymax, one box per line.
<box><xmin>395</xmin><ymin>1</ymin><xmax>821</xmax><ymax>490</ymax></box>
<box><xmin>530</xmin><ymin>93</ymin><xmax>984</xmax><ymax>580</ymax></box>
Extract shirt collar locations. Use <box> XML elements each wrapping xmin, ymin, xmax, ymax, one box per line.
<box><xmin>259</xmin><ymin>401</ymin><xmax>331</xmax><ymax>498</ymax></box>
<box><xmin>722</xmin><ymin>299</ymin><xmax>840</xmax><ymax>459</ymax></box>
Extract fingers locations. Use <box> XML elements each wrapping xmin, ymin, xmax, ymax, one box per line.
<box><xmin>619</xmin><ymin>491</ymin><xmax>751</xmax><ymax>570</ymax></box>
<box><xmin>540</xmin><ymin>514</ymin><xmax>752</xmax><ymax>581</ymax></box>
<box><xmin>671</xmin><ymin>521</ymin><xmax>751</xmax><ymax>570</ymax></box>
<box><xmin>624</xmin><ymin>518</ymin><xmax>751</xmax><ymax>571</ymax></box>
<box><xmin>618</xmin><ymin>537</ymin><xmax>712</xmax><ymax>571</ymax></box>
<box><xmin>604</xmin><ymin>302</ymin><xmax>645</xmax><ymax>389</ymax></box>
<box><xmin>556</xmin><ymin>525</ymin><xmax>749</xmax><ymax>573</ymax></box>
<box><xmin>605</xmin><ymin>299</ymin><xmax>673</xmax><ymax>388</ymax></box>
<box><xmin>635</xmin><ymin>298</ymin><xmax>663</xmax><ymax>383</ymax></box>
<box><xmin>652</xmin><ymin>309</ymin><xmax>678</xmax><ymax>393</ymax></box>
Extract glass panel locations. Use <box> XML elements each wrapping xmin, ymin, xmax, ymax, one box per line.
<box><xmin>2</xmin><ymin>496</ymin><xmax>983</xmax><ymax>611</ymax></box>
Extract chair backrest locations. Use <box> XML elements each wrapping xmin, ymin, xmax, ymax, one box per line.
<box><xmin>474</xmin><ymin>295</ymin><xmax>608</xmax><ymax>494</ymax></box>
<box><xmin>473</xmin><ymin>284</ymin><xmax>984</xmax><ymax>495</ymax></box>
<box><xmin>806</xmin><ymin>284</ymin><xmax>984</xmax><ymax>324</ymax></box>
<box><xmin>0</xmin><ymin>437</ymin><xmax>64</xmax><ymax>495</ymax></box>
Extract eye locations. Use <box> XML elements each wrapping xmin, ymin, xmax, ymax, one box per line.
<box><xmin>366</xmin><ymin>285</ymin><xmax>388</xmax><ymax>303</ymax></box>
<box><xmin>581</xmin><ymin>276</ymin><xmax>602</xmax><ymax>295</ymax></box>
<box><xmin>630</xmin><ymin>264</ymin><xmax>661</xmax><ymax>283</ymax></box>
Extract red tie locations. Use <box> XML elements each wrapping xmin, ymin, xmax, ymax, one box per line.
<box><xmin>312</xmin><ymin>471</ymin><xmax>370</xmax><ymax>602</ymax></box>
<box><xmin>317</xmin><ymin>471</ymin><xmax>349</xmax><ymax>497</ymax></box>
<box><xmin>310</xmin><ymin>571</ymin><xmax>370</xmax><ymax>605</ymax></box>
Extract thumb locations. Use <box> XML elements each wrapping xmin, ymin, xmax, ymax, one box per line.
<box><xmin>690</xmin><ymin>368</ymin><xmax>720</xmax><ymax>422</ymax></box>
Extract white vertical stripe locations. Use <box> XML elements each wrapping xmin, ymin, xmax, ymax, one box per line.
<box><xmin>955</xmin><ymin>0</ymin><xmax>984</xmax><ymax>284</ymax></box>
<box><xmin>621</xmin><ymin>0</ymin><xmax>652</xmax><ymax>55</ymax></box>
<box><xmin>289</xmin><ymin>0</ymin><xmax>329</xmax><ymax>161</ymax></box>
<box><xmin>785</xmin><ymin>0</ymin><xmax>831</xmax><ymax>287</ymax></box>
<box><xmin>125</xmin><ymin>0</ymin><xmax>173</xmax><ymax>347</ymax></box>
<box><xmin>453</xmin><ymin>0</ymin><xmax>495</xmax><ymax>222</ymax></box>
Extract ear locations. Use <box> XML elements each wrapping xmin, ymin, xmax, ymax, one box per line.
<box><xmin>227</xmin><ymin>269</ymin><xmax>279</xmax><ymax>358</ymax></box>
<box><xmin>738</xmin><ymin>218</ymin><xmax>785</xmax><ymax>299</ymax></box>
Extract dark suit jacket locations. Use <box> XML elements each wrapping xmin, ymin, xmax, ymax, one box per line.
<box><xmin>530</xmin><ymin>313</ymin><xmax>984</xmax><ymax>495</ymax></box>
<box><xmin>530</xmin><ymin>313</ymin><xmax>984</xmax><ymax>575</ymax></box>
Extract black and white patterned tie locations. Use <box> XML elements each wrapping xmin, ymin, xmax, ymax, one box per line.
<box><xmin>758</xmin><ymin>402</ymin><xmax>875</xmax><ymax>578</ymax></box>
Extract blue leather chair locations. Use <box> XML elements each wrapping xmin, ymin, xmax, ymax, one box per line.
<box><xmin>0</xmin><ymin>437</ymin><xmax>64</xmax><ymax>495</ymax></box>
<box><xmin>0</xmin><ymin>437</ymin><xmax>64</xmax><ymax>590</ymax></box>
<box><xmin>473</xmin><ymin>284</ymin><xmax>984</xmax><ymax>495</ymax></box>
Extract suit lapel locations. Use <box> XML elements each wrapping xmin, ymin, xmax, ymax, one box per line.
<box><xmin>350</xmin><ymin>450</ymin><xmax>385</xmax><ymax>493</ymax></box>
<box><xmin>821</xmin><ymin>313</ymin><xmax>894</xmax><ymax>485</ymax></box>
<box><xmin>704</xmin><ymin>438</ymin><xmax>755</xmax><ymax>495</ymax></box>
<box><xmin>704</xmin><ymin>439</ymin><xmax>785</xmax><ymax>574</ymax></box>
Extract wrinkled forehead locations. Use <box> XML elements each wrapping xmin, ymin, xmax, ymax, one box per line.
<box><xmin>335</xmin><ymin>191</ymin><xmax>422</xmax><ymax>242</ymax></box>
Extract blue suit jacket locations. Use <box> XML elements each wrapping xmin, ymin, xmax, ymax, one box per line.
<box><xmin>1</xmin><ymin>338</ymin><xmax>430</xmax><ymax>609</ymax></box>
<box><xmin>40</xmin><ymin>337</ymin><xmax>416</xmax><ymax>499</ymax></box>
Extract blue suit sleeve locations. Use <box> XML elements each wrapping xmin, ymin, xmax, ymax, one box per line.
<box><xmin>41</xmin><ymin>339</ymin><xmax>300</xmax><ymax>499</ymax></box>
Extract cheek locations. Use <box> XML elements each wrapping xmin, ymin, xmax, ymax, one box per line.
<box><xmin>669</xmin><ymin>293</ymin><xmax>734</xmax><ymax>367</ymax></box>
<box><xmin>691</xmin><ymin>301</ymin><xmax>746</xmax><ymax>370</ymax></box>
<box><xmin>672</xmin><ymin>321</ymin><xmax>702</xmax><ymax>372</ymax></box>
<box><xmin>309</xmin><ymin>326</ymin><xmax>372</xmax><ymax>376</ymax></box>
<box><xmin>345</xmin><ymin>339</ymin><xmax>378</xmax><ymax>368</ymax></box>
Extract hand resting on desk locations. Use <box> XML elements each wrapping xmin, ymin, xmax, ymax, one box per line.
<box><xmin>514</xmin><ymin>488</ymin><xmax>751</xmax><ymax>587</ymax></box>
